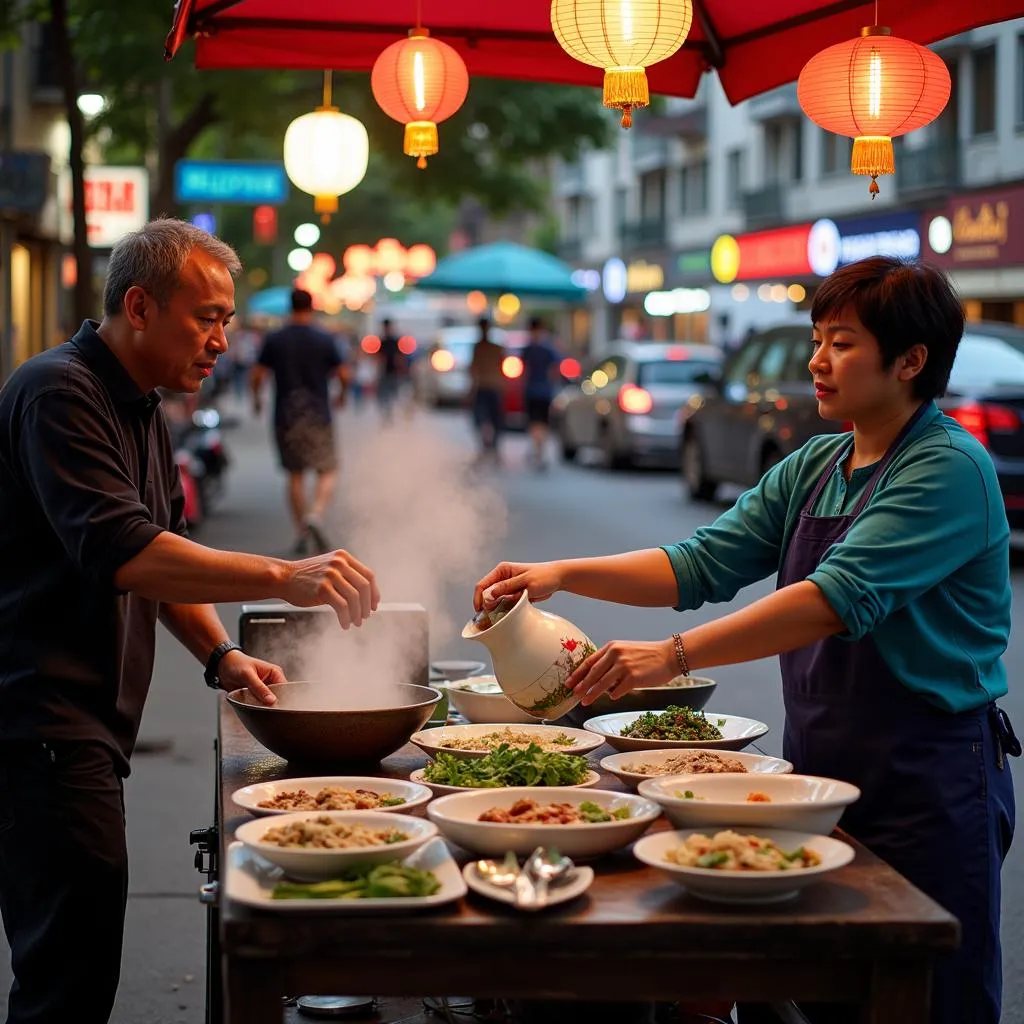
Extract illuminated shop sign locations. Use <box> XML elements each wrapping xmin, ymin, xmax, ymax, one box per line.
<box><xmin>833</xmin><ymin>212</ymin><xmax>921</xmax><ymax>266</ymax></box>
<box><xmin>625</xmin><ymin>260</ymin><xmax>665</xmax><ymax>294</ymax></box>
<box><xmin>923</xmin><ymin>186</ymin><xmax>1024</xmax><ymax>268</ymax></box>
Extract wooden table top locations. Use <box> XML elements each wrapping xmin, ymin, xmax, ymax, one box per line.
<box><xmin>216</xmin><ymin>701</ymin><xmax>959</xmax><ymax>961</ymax></box>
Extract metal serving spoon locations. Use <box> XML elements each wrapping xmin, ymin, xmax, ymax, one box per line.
<box><xmin>475</xmin><ymin>852</ymin><xmax>537</xmax><ymax>907</ymax></box>
<box><xmin>524</xmin><ymin>847</ymin><xmax>575</xmax><ymax>909</ymax></box>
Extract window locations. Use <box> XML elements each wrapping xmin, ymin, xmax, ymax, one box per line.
<box><xmin>973</xmin><ymin>46</ymin><xmax>997</xmax><ymax>136</ymax></box>
<box><xmin>614</xmin><ymin>186</ymin><xmax>628</xmax><ymax>240</ymax></box>
<box><xmin>949</xmin><ymin>334</ymin><xmax>1024</xmax><ymax>388</ymax></box>
<box><xmin>680</xmin><ymin>160</ymin><xmax>709</xmax><ymax>215</ymax></box>
<box><xmin>821</xmin><ymin>131</ymin><xmax>852</xmax><ymax>176</ymax></box>
<box><xmin>638</xmin><ymin>359</ymin><xmax>721</xmax><ymax>386</ymax></box>
<box><xmin>783</xmin><ymin>334</ymin><xmax>814</xmax><ymax>383</ymax></box>
<box><xmin>640</xmin><ymin>170</ymin><xmax>665</xmax><ymax>223</ymax></box>
<box><xmin>726</xmin><ymin>149</ymin><xmax>745</xmax><ymax>210</ymax></box>
<box><xmin>724</xmin><ymin>338</ymin><xmax>767</xmax><ymax>386</ymax></box>
<box><xmin>756</xmin><ymin>336</ymin><xmax>792</xmax><ymax>384</ymax></box>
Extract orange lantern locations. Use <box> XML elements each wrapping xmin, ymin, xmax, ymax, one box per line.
<box><xmin>371</xmin><ymin>28</ymin><xmax>470</xmax><ymax>169</ymax></box>
<box><xmin>798</xmin><ymin>27</ymin><xmax>950</xmax><ymax>197</ymax></box>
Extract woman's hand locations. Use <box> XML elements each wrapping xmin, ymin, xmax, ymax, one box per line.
<box><xmin>566</xmin><ymin>638</ymin><xmax>677</xmax><ymax>706</ymax></box>
<box><xmin>473</xmin><ymin>560</ymin><xmax>565</xmax><ymax>612</ymax></box>
<box><xmin>281</xmin><ymin>550</ymin><xmax>380</xmax><ymax>629</ymax></box>
<box><xmin>216</xmin><ymin>650</ymin><xmax>286</xmax><ymax>706</ymax></box>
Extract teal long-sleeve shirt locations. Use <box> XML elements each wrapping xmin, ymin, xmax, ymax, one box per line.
<box><xmin>661</xmin><ymin>402</ymin><xmax>1011</xmax><ymax>713</ymax></box>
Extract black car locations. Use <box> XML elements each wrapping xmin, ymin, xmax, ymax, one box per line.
<box><xmin>680</xmin><ymin>319</ymin><xmax>1024</xmax><ymax>527</ymax></box>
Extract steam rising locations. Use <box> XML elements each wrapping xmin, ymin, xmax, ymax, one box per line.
<box><xmin>261</xmin><ymin>412</ymin><xmax>507</xmax><ymax>706</ymax></box>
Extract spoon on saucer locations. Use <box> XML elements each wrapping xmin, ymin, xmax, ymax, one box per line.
<box><xmin>475</xmin><ymin>852</ymin><xmax>537</xmax><ymax>907</ymax></box>
<box><xmin>524</xmin><ymin>847</ymin><xmax>575</xmax><ymax>909</ymax></box>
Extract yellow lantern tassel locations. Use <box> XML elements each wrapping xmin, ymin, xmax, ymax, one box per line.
<box><xmin>603</xmin><ymin>66</ymin><xmax>649</xmax><ymax>128</ymax></box>
<box><xmin>405</xmin><ymin>121</ymin><xmax>438</xmax><ymax>170</ymax></box>
<box><xmin>851</xmin><ymin>136</ymin><xmax>895</xmax><ymax>199</ymax></box>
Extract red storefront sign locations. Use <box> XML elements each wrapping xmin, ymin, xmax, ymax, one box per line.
<box><xmin>923</xmin><ymin>186</ymin><xmax>1024</xmax><ymax>268</ymax></box>
<box><xmin>711</xmin><ymin>222</ymin><xmax>831</xmax><ymax>283</ymax></box>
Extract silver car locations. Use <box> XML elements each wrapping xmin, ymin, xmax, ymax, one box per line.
<box><xmin>556</xmin><ymin>341</ymin><xmax>722</xmax><ymax>468</ymax></box>
<box><xmin>417</xmin><ymin>324</ymin><xmax>508</xmax><ymax>407</ymax></box>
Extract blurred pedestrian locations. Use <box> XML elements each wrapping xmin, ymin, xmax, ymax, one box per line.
<box><xmin>521</xmin><ymin>315</ymin><xmax>561</xmax><ymax>469</ymax></box>
<box><xmin>376</xmin><ymin>318</ymin><xmax>403</xmax><ymax>422</ymax></box>
<box><xmin>0</xmin><ymin>218</ymin><xmax>379</xmax><ymax>1024</ymax></box>
<box><xmin>468</xmin><ymin>316</ymin><xmax>506</xmax><ymax>465</ymax></box>
<box><xmin>228</xmin><ymin>318</ymin><xmax>262</xmax><ymax>402</ymax></box>
<box><xmin>251</xmin><ymin>288</ymin><xmax>349</xmax><ymax>554</ymax></box>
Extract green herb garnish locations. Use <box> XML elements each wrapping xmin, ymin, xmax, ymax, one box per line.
<box><xmin>619</xmin><ymin>706</ymin><xmax>724</xmax><ymax>742</ymax></box>
<box><xmin>422</xmin><ymin>743</ymin><xmax>590</xmax><ymax>788</ymax></box>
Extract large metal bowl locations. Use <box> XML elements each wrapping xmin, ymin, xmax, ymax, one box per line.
<box><xmin>561</xmin><ymin>676</ymin><xmax>717</xmax><ymax>728</ymax></box>
<box><xmin>226</xmin><ymin>682</ymin><xmax>443</xmax><ymax>764</ymax></box>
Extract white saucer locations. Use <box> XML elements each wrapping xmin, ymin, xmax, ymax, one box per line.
<box><xmin>462</xmin><ymin>861</ymin><xmax>594</xmax><ymax>911</ymax></box>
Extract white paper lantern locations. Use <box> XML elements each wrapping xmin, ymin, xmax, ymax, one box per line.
<box><xmin>283</xmin><ymin>108</ymin><xmax>369</xmax><ymax>220</ymax></box>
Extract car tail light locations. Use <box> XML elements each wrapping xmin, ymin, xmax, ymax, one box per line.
<box><xmin>502</xmin><ymin>355</ymin><xmax>524</xmax><ymax>379</ymax></box>
<box><xmin>560</xmin><ymin>357</ymin><xmax>581</xmax><ymax>380</ymax></box>
<box><xmin>430</xmin><ymin>350</ymin><xmax>455</xmax><ymax>372</ymax></box>
<box><xmin>619</xmin><ymin>384</ymin><xmax>654</xmax><ymax>415</ymax></box>
<box><xmin>947</xmin><ymin>401</ymin><xmax>1020</xmax><ymax>448</ymax></box>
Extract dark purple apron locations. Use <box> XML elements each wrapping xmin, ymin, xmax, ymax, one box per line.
<box><xmin>778</xmin><ymin>405</ymin><xmax>1016</xmax><ymax>1024</ymax></box>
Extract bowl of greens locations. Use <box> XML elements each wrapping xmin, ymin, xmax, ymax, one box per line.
<box><xmin>562</xmin><ymin>675</ymin><xmax>717</xmax><ymax>727</ymax></box>
<box><xmin>582</xmin><ymin>708</ymin><xmax>769</xmax><ymax>753</ymax></box>
<box><xmin>411</xmin><ymin>742</ymin><xmax>601</xmax><ymax>795</ymax></box>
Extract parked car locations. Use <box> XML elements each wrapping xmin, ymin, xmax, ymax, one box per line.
<box><xmin>679</xmin><ymin>319</ymin><xmax>1024</xmax><ymax>527</ymax></box>
<box><xmin>416</xmin><ymin>324</ymin><xmax>508</xmax><ymax>407</ymax></box>
<box><xmin>555</xmin><ymin>341</ymin><xmax>722</xmax><ymax>468</ymax></box>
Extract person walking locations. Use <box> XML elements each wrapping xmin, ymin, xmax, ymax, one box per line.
<box><xmin>0</xmin><ymin>218</ymin><xmax>379</xmax><ymax>1024</ymax></box>
<box><xmin>475</xmin><ymin>257</ymin><xmax>1017</xmax><ymax>1024</ymax></box>
<box><xmin>520</xmin><ymin>315</ymin><xmax>561</xmax><ymax>469</ymax></box>
<box><xmin>376</xmin><ymin>318</ymin><xmax>403</xmax><ymax>422</ymax></box>
<box><xmin>250</xmin><ymin>288</ymin><xmax>349</xmax><ymax>554</ymax></box>
<box><xmin>468</xmin><ymin>316</ymin><xmax>506</xmax><ymax>466</ymax></box>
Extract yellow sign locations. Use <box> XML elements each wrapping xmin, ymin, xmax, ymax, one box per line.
<box><xmin>625</xmin><ymin>260</ymin><xmax>664</xmax><ymax>293</ymax></box>
<box><xmin>711</xmin><ymin>235</ymin><xmax>740</xmax><ymax>284</ymax></box>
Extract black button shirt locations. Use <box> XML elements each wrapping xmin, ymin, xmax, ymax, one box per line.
<box><xmin>0</xmin><ymin>321</ymin><xmax>187</xmax><ymax>774</ymax></box>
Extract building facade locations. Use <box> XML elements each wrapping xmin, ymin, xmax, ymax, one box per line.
<box><xmin>555</xmin><ymin>18</ymin><xmax>1024</xmax><ymax>356</ymax></box>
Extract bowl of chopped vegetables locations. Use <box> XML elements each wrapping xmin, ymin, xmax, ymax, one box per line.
<box><xmin>632</xmin><ymin>828</ymin><xmax>855</xmax><ymax>904</ymax></box>
<box><xmin>427</xmin><ymin>787</ymin><xmax>662</xmax><ymax>858</ymax></box>
<box><xmin>410</xmin><ymin>743</ymin><xmax>602</xmax><ymax>795</ymax></box>
<box><xmin>562</xmin><ymin>675</ymin><xmax>717</xmax><ymax>727</ymax></box>
<box><xmin>582</xmin><ymin>707</ymin><xmax>769</xmax><ymax>752</ymax></box>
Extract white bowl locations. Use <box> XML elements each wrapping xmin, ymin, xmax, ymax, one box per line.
<box><xmin>426</xmin><ymin>787</ymin><xmax>661</xmax><ymax>859</ymax></box>
<box><xmin>409</xmin><ymin>722</ymin><xmax>605</xmax><ymax>760</ymax></box>
<box><xmin>633</xmin><ymin>827</ymin><xmax>856</xmax><ymax>904</ymax></box>
<box><xmin>637</xmin><ymin>773</ymin><xmax>860</xmax><ymax>834</ymax></box>
<box><xmin>409</xmin><ymin>767</ymin><xmax>602</xmax><ymax>797</ymax></box>
<box><xmin>234</xmin><ymin>810</ymin><xmax>438</xmax><ymax>881</ymax></box>
<box><xmin>231</xmin><ymin>776</ymin><xmax>433</xmax><ymax>817</ymax></box>
<box><xmin>430</xmin><ymin>660</ymin><xmax>488</xmax><ymax>681</ymax></box>
<box><xmin>442</xmin><ymin>676</ymin><xmax>539</xmax><ymax>725</ymax></box>
<box><xmin>601</xmin><ymin>749</ymin><xmax>793</xmax><ymax>791</ymax></box>
<box><xmin>583</xmin><ymin>710</ymin><xmax>769</xmax><ymax>752</ymax></box>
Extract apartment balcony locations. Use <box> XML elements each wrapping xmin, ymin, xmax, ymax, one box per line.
<box><xmin>638</xmin><ymin>105</ymin><xmax>708</xmax><ymax>141</ymax></box>
<box><xmin>746</xmin><ymin>83</ymin><xmax>801</xmax><ymax>123</ymax></box>
<box><xmin>895</xmin><ymin>140</ymin><xmax>961</xmax><ymax>198</ymax></box>
<box><xmin>621</xmin><ymin>220</ymin><xmax>667</xmax><ymax>250</ymax></box>
<box><xmin>742</xmin><ymin>183</ymin><xmax>787</xmax><ymax>229</ymax></box>
<box><xmin>631</xmin><ymin>133</ymin><xmax>670</xmax><ymax>170</ymax></box>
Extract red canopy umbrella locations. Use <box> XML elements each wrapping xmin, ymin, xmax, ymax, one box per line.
<box><xmin>165</xmin><ymin>0</ymin><xmax>1024</xmax><ymax>104</ymax></box>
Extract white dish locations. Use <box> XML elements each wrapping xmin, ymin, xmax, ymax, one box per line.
<box><xmin>462</xmin><ymin>861</ymin><xmax>595</xmax><ymax>911</ymax></box>
<box><xmin>442</xmin><ymin>676</ymin><xmax>538</xmax><ymax>725</ymax></box>
<box><xmin>234</xmin><ymin>810</ymin><xmax>438</xmax><ymax>881</ymax></box>
<box><xmin>224</xmin><ymin>837</ymin><xmax>467</xmax><ymax>912</ymax></box>
<box><xmin>231</xmin><ymin>776</ymin><xmax>433</xmax><ymax>817</ymax></box>
<box><xmin>410</xmin><ymin>767</ymin><xmax>601</xmax><ymax>797</ymax></box>
<box><xmin>633</xmin><ymin>827</ymin><xmax>855</xmax><ymax>905</ymax></box>
<box><xmin>583</xmin><ymin>710</ymin><xmax>769</xmax><ymax>753</ymax></box>
<box><xmin>409</xmin><ymin>722</ymin><xmax>604</xmax><ymax>760</ymax></box>
<box><xmin>601</xmin><ymin>749</ymin><xmax>793</xmax><ymax>791</ymax></box>
<box><xmin>427</xmin><ymin>787</ymin><xmax>661</xmax><ymax>859</ymax></box>
<box><xmin>637</xmin><ymin>773</ymin><xmax>860</xmax><ymax>834</ymax></box>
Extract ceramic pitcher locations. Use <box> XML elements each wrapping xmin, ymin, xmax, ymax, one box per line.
<box><xmin>461</xmin><ymin>591</ymin><xmax>596</xmax><ymax>719</ymax></box>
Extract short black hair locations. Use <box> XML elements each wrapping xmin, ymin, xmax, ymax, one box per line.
<box><xmin>811</xmin><ymin>256</ymin><xmax>965</xmax><ymax>400</ymax></box>
<box><xmin>381</xmin><ymin>318</ymin><xmax>393</xmax><ymax>329</ymax></box>
<box><xmin>291</xmin><ymin>288</ymin><xmax>314</xmax><ymax>313</ymax></box>
<box><xmin>528</xmin><ymin>316</ymin><xmax>544</xmax><ymax>331</ymax></box>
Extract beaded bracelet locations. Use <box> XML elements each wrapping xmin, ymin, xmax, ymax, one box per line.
<box><xmin>671</xmin><ymin>632</ymin><xmax>690</xmax><ymax>677</ymax></box>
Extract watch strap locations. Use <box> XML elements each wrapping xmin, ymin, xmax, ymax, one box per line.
<box><xmin>205</xmin><ymin>641</ymin><xmax>242</xmax><ymax>690</ymax></box>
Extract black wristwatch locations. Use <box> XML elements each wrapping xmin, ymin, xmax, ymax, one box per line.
<box><xmin>204</xmin><ymin>641</ymin><xmax>243</xmax><ymax>690</ymax></box>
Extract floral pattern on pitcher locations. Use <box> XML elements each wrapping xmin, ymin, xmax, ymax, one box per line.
<box><xmin>521</xmin><ymin>636</ymin><xmax>597</xmax><ymax>716</ymax></box>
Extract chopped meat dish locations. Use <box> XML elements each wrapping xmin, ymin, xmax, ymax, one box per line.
<box><xmin>260</xmin><ymin>816</ymin><xmax>409</xmax><ymax>849</ymax></box>
<box><xmin>622</xmin><ymin>751</ymin><xmax>749</xmax><ymax>776</ymax></box>
<box><xmin>477</xmin><ymin>798</ymin><xmax>629</xmax><ymax>824</ymax></box>
<box><xmin>746</xmin><ymin>792</ymin><xmax>772</xmax><ymax>802</ymax></box>
<box><xmin>257</xmin><ymin>786</ymin><xmax>405</xmax><ymax>811</ymax></box>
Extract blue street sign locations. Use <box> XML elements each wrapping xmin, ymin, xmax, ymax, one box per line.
<box><xmin>174</xmin><ymin>160</ymin><xmax>288</xmax><ymax>205</ymax></box>
<box><xmin>190</xmin><ymin>212</ymin><xmax>216</xmax><ymax>234</ymax></box>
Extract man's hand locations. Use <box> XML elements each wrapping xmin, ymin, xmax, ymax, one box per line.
<box><xmin>281</xmin><ymin>549</ymin><xmax>380</xmax><ymax>629</ymax></box>
<box><xmin>217</xmin><ymin>650</ymin><xmax>286</xmax><ymax>705</ymax></box>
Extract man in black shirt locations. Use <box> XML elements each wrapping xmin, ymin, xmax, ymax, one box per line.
<box><xmin>376</xmin><ymin>317</ymin><xmax>403</xmax><ymax>422</ymax></box>
<box><xmin>0</xmin><ymin>219</ymin><xmax>379</xmax><ymax>1024</ymax></box>
<box><xmin>251</xmin><ymin>289</ymin><xmax>348</xmax><ymax>554</ymax></box>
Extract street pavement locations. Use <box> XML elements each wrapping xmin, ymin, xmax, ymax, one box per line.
<box><xmin>1</xmin><ymin>392</ymin><xmax>1023</xmax><ymax>1024</ymax></box>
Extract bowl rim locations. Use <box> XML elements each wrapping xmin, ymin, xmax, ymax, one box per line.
<box><xmin>226</xmin><ymin>682</ymin><xmax>443</xmax><ymax>715</ymax></box>
<box><xmin>600</xmin><ymin>748</ymin><xmax>794</xmax><ymax>777</ymax></box>
<box><xmin>409</xmin><ymin>722</ymin><xmax>605</xmax><ymax>757</ymax></box>
<box><xmin>637</xmin><ymin>773</ymin><xmax>862</xmax><ymax>808</ymax></box>
<box><xmin>235</xmin><ymin>809</ymin><xmax>438</xmax><ymax>857</ymax></box>
<box><xmin>231</xmin><ymin>776</ymin><xmax>434</xmax><ymax>815</ymax></box>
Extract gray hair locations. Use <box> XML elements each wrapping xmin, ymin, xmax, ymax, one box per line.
<box><xmin>103</xmin><ymin>218</ymin><xmax>242</xmax><ymax>316</ymax></box>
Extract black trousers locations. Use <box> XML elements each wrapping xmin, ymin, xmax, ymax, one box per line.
<box><xmin>0</xmin><ymin>741</ymin><xmax>128</xmax><ymax>1024</ymax></box>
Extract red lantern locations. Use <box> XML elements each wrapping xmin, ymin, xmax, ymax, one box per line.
<box><xmin>371</xmin><ymin>28</ymin><xmax>469</xmax><ymax>169</ymax></box>
<box><xmin>798</xmin><ymin>27</ymin><xmax>950</xmax><ymax>197</ymax></box>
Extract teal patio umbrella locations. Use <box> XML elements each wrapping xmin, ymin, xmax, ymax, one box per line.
<box><xmin>415</xmin><ymin>242</ymin><xmax>587</xmax><ymax>302</ymax></box>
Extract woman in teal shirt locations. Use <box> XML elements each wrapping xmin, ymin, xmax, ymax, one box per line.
<box><xmin>475</xmin><ymin>257</ymin><xmax>1017</xmax><ymax>1024</ymax></box>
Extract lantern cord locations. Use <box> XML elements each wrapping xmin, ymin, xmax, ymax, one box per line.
<box><xmin>415</xmin><ymin>0</ymin><xmax>422</xmax><ymax>30</ymax></box>
<box><xmin>322</xmin><ymin>70</ymin><xmax>332</xmax><ymax>108</ymax></box>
